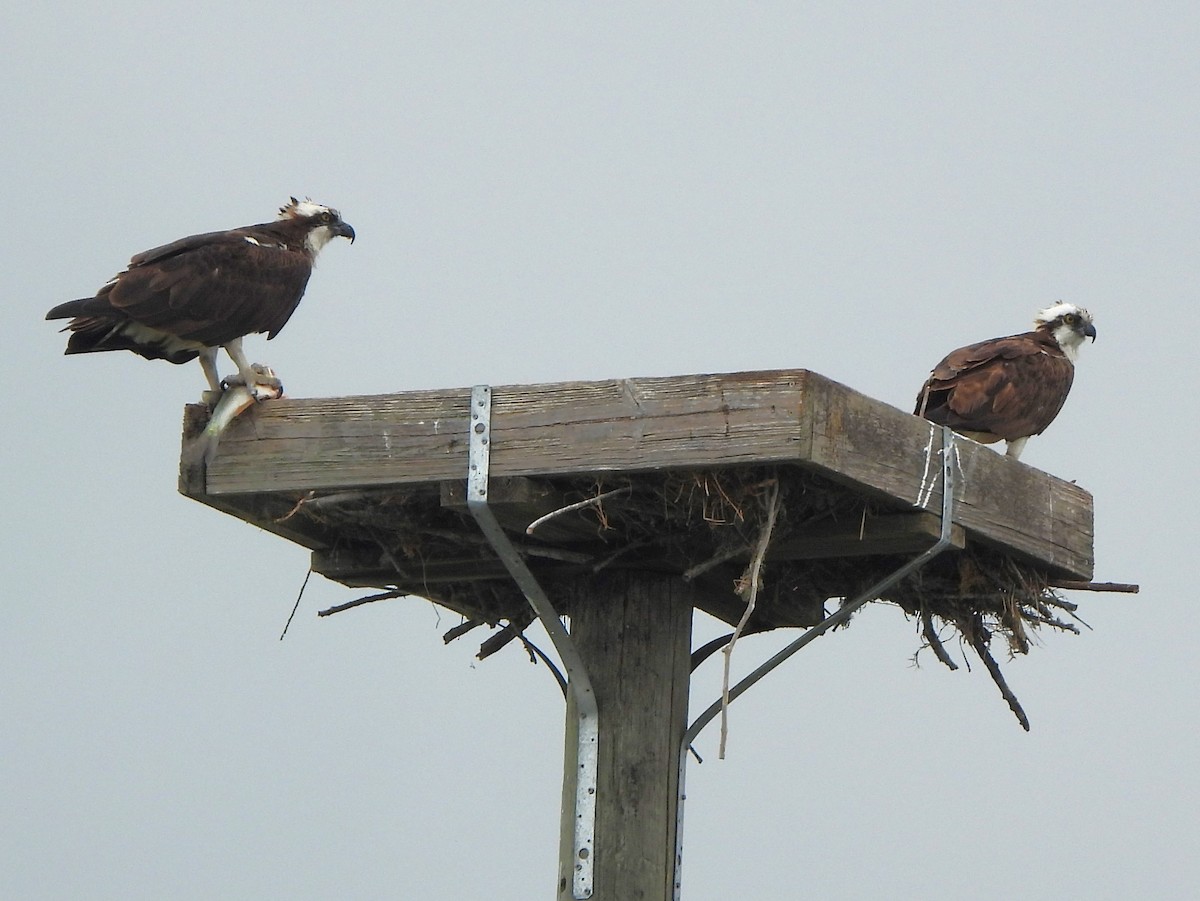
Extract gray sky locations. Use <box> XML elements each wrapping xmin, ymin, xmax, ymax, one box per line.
<box><xmin>4</xmin><ymin>4</ymin><xmax>1197</xmax><ymax>899</ymax></box>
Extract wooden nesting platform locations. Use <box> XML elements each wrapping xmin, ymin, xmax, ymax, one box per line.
<box><xmin>178</xmin><ymin>369</ymin><xmax>1093</xmax><ymax>633</ymax></box>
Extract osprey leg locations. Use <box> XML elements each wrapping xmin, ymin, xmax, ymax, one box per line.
<box><xmin>222</xmin><ymin>337</ymin><xmax>283</xmax><ymax>400</ymax></box>
<box><xmin>198</xmin><ymin>348</ymin><xmax>223</xmax><ymax>393</ymax></box>
<box><xmin>1005</xmin><ymin>436</ymin><xmax>1029</xmax><ymax>460</ymax></box>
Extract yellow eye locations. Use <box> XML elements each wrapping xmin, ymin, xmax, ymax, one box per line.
<box><xmin>1064</xmin><ymin>313</ymin><xmax>1077</xmax><ymax>324</ymax></box>
<box><xmin>319</xmin><ymin>211</ymin><xmax>333</xmax><ymax>223</ymax></box>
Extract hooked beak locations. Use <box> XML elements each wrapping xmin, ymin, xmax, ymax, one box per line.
<box><xmin>333</xmin><ymin>221</ymin><xmax>356</xmax><ymax>244</ymax></box>
<box><xmin>1083</xmin><ymin>322</ymin><xmax>1097</xmax><ymax>341</ymax></box>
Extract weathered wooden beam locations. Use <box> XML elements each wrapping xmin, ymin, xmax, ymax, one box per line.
<box><xmin>194</xmin><ymin>371</ymin><xmax>816</xmax><ymax>495</ymax></box>
<box><xmin>180</xmin><ymin>369</ymin><xmax>1093</xmax><ymax>579</ymax></box>
<box><xmin>802</xmin><ymin>375</ymin><xmax>1092</xmax><ymax>578</ymax></box>
<box><xmin>766</xmin><ymin>511</ymin><xmax>966</xmax><ymax>561</ymax></box>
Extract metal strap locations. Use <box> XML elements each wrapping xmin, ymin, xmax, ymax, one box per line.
<box><xmin>465</xmin><ymin>385</ymin><xmax>599</xmax><ymax>900</ymax></box>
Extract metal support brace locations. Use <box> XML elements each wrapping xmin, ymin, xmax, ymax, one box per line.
<box><xmin>465</xmin><ymin>385</ymin><xmax>599</xmax><ymax>901</ymax></box>
<box><xmin>672</xmin><ymin>426</ymin><xmax>959</xmax><ymax>899</ymax></box>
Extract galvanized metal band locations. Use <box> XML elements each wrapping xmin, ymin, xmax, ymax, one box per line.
<box><xmin>465</xmin><ymin>385</ymin><xmax>599</xmax><ymax>900</ymax></box>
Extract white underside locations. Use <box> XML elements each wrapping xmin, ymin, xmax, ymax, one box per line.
<box><xmin>1005</xmin><ymin>436</ymin><xmax>1030</xmax><ymax>460</ymax></box>
<box><xmin>116</xmin><ymin>321</ymin><xmax>279</xmax><ymax>398</ymax></box>
<box><xmin>121</xmin><ymin>321</ymin><xmax>207</xmax><ymax>356</ymax></box>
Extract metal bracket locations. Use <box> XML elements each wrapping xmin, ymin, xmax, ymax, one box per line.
<box><xmin>465</xmin><ymin>385</ymin><xmax>599</xmax><ymax>901</ymax></box>
<box><xmin>672</xmin><ymin>426</ymin><xmax>959</xmax><ymax>899</ymax></box>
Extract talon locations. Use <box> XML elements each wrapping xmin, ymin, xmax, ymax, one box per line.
<box><xmin>250</xmin><ymin>382</ymin><xmax>284</xmax><ymax>402</ymax></box>
<box><xmin>245</xmin><ymin>364</ymin><xmax>283</xmax><ymax>401</ymax></box>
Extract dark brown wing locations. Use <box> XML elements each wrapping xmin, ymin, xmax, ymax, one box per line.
<box><xmin>47</xmin><ymin>225</ymin><xmax>312</xmax><ymax>346</ymax></box>
<box><xmin>915</xmin><ymin>331</ymin><xmax>1075</xmax><ymax>440</ymax></box>
<box><xmin>110</xmin><ymin>227</ymin><xmax>312</xmax><ymax>344</ymax></box>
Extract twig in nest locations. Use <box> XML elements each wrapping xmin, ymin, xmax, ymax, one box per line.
<box><xmin>275</xmin><ymin>490</ymin><xmax>374</xmax><ymax>523</ymax></box>
<box><xmin>707</xmin><ymin>474</ymin><xmax>746</xmax><ymax>524</ymax></box>
<box><xmin>921</xmin><ymin>608</ymin><xmax>958</xmax><ymax>671</ymax></box>
<box><xmin>275</xmin><ymin>491</ymin><xmax>317</xmax><ymax>523</ymax></box>
<box><xmin>443</xmin><ymin>619</ymin><xmax>482</xmax><ymax>644</ymax></box>
<box><xmin>720</xmin><ymin>478</ymin><xmax>781</xmax><ymax>759</ymax></box>
<box><xmin>1000</xmin><ymin>593</ymin><xmax>1031</xmax><ymax>656</ymax></box>
<box><xmin>1050</xmin><ymin>580</ymin><xmax>1140</xmax><ymax>593</ymax></box>
<box><xmin>478</xmin><ymin>626</ymin><xmax>520</xmax><ymax>660</ymax></box>
<box><xmin>317</xmin><ymin>588</ymin><xmax>406</xmax><ymax>617</ymax></box>
<box><xmin>477</xmin><ymin>612</ymin><xmax>535</xmax><ymax>660</ymax></box>
<box><xmin>526</xmin><ymin>486</ymin><xmax>632</xmax><ymax>535</ymax></box>
<box><xmin>1022</xmin><ymin>597</ymin><xmax>1082</xmax><ymax>633</ymax></box>
<box><xmin>963</xmin><ymin>616</ymin><xmax>1031</xmax><ymax>731</ymax></box>
<box><xmin>279</xmin><ymin>567</ymin><xmax>313</xmax><ymax>641</ymax></box>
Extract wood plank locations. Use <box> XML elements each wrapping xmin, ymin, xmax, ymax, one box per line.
<box><xmin>198</xmin><ymin>370</ymin><xmax>814</xmax><ymax>494</ymax></box>
<box><xmin>766</xmin><ymin>511</ymin><xmax>966</xmax><ymax>561</ymax></box>
<box><xmin>802</xmin><ymin>374</ymin><xmax>1093</xmax><ymax>579</ymax></box>
<box><xmin>181</xmin><ymin>369</ymin><xmax>1093</xmax><ymax>579</ymax></box>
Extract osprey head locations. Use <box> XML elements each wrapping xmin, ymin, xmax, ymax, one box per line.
<box><xmin>1034</xmin><ymin>302</ymin><xmax>1096</xmax><ymax>362</ymax></box>
<box><xmin>278</xmin><ymin>197</ymin><xmax>356</xmax><ymax>254</ymax></box>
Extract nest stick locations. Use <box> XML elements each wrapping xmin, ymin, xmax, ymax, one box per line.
<box><xmin>443</xmin><ymin>619</ymin><xmax>482</xmax><ymax>644</ymax></box>
<box><xmin>921</xmin><ymin>608</ymin><xmax>959</xmax><ymax>671</ymax></box>
<box><xmin>719</xmin><ymin>479</ymin><xmax>781</xmax><ymax>759</ymax></box>
<box><xmin>317</xmin><ymin>588</ymin><xmax>407</xmax><ymax>617</ymax></box>
<box><xmin>275</xmin><ymin>490</ymin><xmax>376</xmax><ymax>523</ymax></box>
<box><xmin>1049</xmin><ymin>580</ymin><xmax>1140</xmax><ymax>593</ymax></box>
<box><xmin>478</xmin><ymin>626</ymin><xmax>520</xmax><ymax>659</ymax></box>
<box><xmin>967</xmin><ymin>629</ymin><xmax>1031</xmax><ymax>732</ymax></box>
<box><xmin>525</xmin><ymin>486</ymin><xmax>632</xmax><ymax>535</ymax></box>
<box><xmin>275</xmin><ymin>491</ymin><xmax>317</xmax><ymax>523</ymax></box>
<box><xmin>477</xmin><ymin>613</ymin><xmax>535</xmax><ymax>660</ymax></box>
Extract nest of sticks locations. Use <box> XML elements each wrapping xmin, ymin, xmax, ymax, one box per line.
<box><xmin>303</xmin><ymin>465</ymin><xmax>1084</xmax><ymax>730</ymax></box>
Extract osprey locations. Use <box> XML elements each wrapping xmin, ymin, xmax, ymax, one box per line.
<box><xmin>915</xmin><ymin>303</ymin><xmax>1097</xmax><ymax>460</ymax></box>
<box><xmin>46</xmin><ymin>198</ymin><xmax>354</xmax><ymax>399</ymax></box>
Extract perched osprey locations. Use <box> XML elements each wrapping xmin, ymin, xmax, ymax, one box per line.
<box><xmin>46</xmin><ymin>198</ymin><xmax>354</xmax><ymax>399</ymax></box>
<box><xmin>915</xmin><ymin>303</ymin><xmax>1097</xmax><ymax>460</ymax></box>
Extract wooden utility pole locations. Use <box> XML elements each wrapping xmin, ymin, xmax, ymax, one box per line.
<box><xmin>179</xmin><ymin>368</ymin><xmax>1095</xmax><ymax>899</ymax></box>
<box><xmin>558</xmin><ymin>573</ymin><xmax>694</xmax><ymax>900</ymax></box>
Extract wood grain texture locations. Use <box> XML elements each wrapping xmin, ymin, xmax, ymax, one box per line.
<box><xmin>181</xmin><ymin>368</ymin><xmax>1093</xmax><ymax>579</ymax></box>
<box><xmin>767</xmin><ymin>511</ymin><xmax>966</xmax><ymax>561</ymax></box>
<box><xmin>558</xmin><ymin>573</ymin><xmax>694</xmax><ymax>901</ymax></box>
<box><xmin>197</xmin><ymin>370</ymin><xmax>813</xmax><ymax>494</ymax></box>
<box><xmin>803</xmin><ymin>374</ymin><xmax>1093</xmax><ymax>578</ymax></box>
